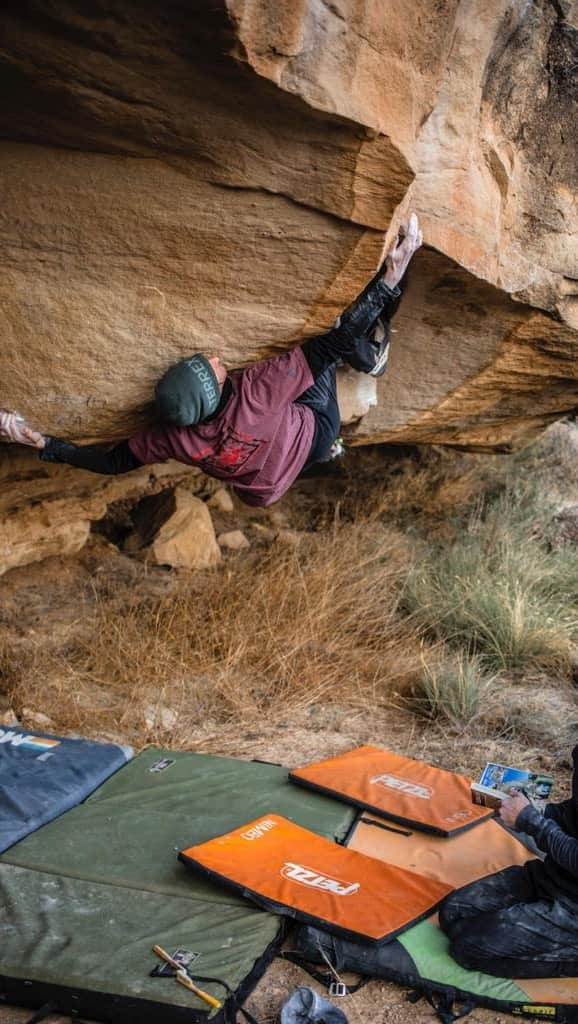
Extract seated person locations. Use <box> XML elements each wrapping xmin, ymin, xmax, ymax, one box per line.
<box><xmin>440</xmin><ymin>744</ymin><xmax>578</xmax><ymax>978</ymax></box>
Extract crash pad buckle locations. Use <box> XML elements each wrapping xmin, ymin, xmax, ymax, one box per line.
<box><xmin>406</xmin><ymin>990</ymin><xmax>423</xmax><ymax>1005</ymax></box>
<box><xmin>329</xmin><ymin>982</ymin><xmax>348</xmax><ymax>998</ymax></box>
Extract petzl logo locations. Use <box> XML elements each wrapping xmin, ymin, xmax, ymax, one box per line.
<box><xmin>240</xmin><ymin>819</ymin><xmax>277</xmax><ymax>841</ymax></box>
<box><xmin>281</xmin><ymin>863</ymin><xmax>360</xmax><ymax>896</ymax></box>
<box><xmin>370</xmin><ymin>773</ymin><xmax>433</xmax><ymax>800</ymax></box>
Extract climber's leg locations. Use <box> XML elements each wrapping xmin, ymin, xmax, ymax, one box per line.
<box><xmin>297</xmin><ymin>364</ymin><xmax>341</xmax><ymax>468</ymax></box>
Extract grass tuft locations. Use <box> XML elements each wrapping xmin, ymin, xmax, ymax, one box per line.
<box><xmin>402</xmin><ymin>478</ymin><xmax>578</xmax><ymax>673</ymax></box>
<box><xmin>414</xmin><ymin>652</ymin><xmax>495</xmax><ymax>728</ymax></box>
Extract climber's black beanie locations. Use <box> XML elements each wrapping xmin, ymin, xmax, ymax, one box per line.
<box><xmin>155</xmin><ymin>355</ymin><xmax>220</xmax><ymax>426</ymax></box>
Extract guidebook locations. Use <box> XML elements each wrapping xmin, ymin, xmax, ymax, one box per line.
<box><xmin>471</xmin><ymin>762</ymin><xmax>553</xmax><ymax>811</ymax></box>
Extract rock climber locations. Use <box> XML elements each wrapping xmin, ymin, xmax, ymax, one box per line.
<box><xmin>440</xmin><ymin>744</ymin><xmax>578</xmax><ymax>978</ymax></box>
<box><xmin>0</xmin><ymin>215</ymin><xmax>422</xmax><ymax>508</ymax></box>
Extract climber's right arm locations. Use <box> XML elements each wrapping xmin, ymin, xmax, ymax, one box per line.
<box><xmin>301</xmin><ymin>212</ymin><xmax>422</xmax><ymax>377</ymax></box>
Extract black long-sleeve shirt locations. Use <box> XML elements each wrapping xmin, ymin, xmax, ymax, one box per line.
<box><xmin>39</xmin><ymin>272</ymin><xmax>401</xmax><ymax>477</ymax></box>
<box><xmin>517</xmin><ymin>745</ymin><xmax>578</xmax><ymax>898</ymax></box>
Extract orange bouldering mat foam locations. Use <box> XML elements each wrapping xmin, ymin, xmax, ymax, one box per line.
<box><xmin>289</xmin><ymin>746</ymin><xmax>493</xmax><ymax>836</ymax></box>
<box><xmin>180</xmin><ymin>813</ymin><xmax>451</xmax><ymax>944</ymax></box>
<box><xmin>341</xmin><ymin>814</ymin><xmax>578</xmax><ymax>1019</ymax></box>
<box><xmin>349</xmin><ymin>814</ymin><xmax>534</xmax><ymax>890</ymax></box>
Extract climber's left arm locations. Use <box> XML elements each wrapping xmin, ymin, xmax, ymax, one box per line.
<box><xmin>0</xmin><ymin>410</ymin><xmax>143</xmax><ymax>474</ymax></box>
<box><xmin>40</xmin><ymin>437</ymin><xmax>143</xmax><ymax>475</ymax></box>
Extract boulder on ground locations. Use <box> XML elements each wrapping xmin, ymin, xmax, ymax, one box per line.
<box><xmin>143</xmin><ymin>704</ymin><xmax>179</xmax><ymax>731</ymax></box>
<box><xmin>126</xmin><ymin>488</ymin><xmax>221</xmax><ymax>570</ymax></box>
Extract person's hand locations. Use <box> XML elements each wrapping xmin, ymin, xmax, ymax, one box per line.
<box><xmin>498</xmin><ymin>790</ymin><xmax>530</xmax><ymax>828</ymax></box>
<box><xmin>383</xmin><ymin>212</ymin><xmax>423</xmax><ymax>289</ymax></box>
<box><xmin>0</xmin><ymin>410</ymin><xmax>45</xmax><ymax>449</ymax></box>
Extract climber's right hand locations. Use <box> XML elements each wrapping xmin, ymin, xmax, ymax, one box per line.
<box><xmin>0</xmin><ymin>410</ymin><xmax>45</xmax><ymax>449</ymax></box>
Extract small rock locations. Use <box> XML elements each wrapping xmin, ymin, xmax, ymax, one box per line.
<box><xmin>276</xmin><ymin>529</ymin><xmax>305</xmax><ymax>547</ymax></box>
<box><xmin>207</xmin><ymin>488</ymin><xmax>234</xmax><ymax>513</ymax></box>
<box><xmin>267</xmin><ymin>509</ymin><xmax>290</xmax><ymax>528</ymax></box>
<box><xmin>21</xmin><ymin>709</ymin><xmax>55</xmax><ymax>729</ymax></box>
<box><xmin>218</xmin><ymin>530</ymin><xmax>251</xmax><ymax>551</ymax></box>
<box><xmin>249</xmin><ymin>522</ymin><xmax>276</xmax><ymax>542</ymax></box>
<box><xmin>0</xmin><ymin>710</ymin><xmax>20</xmax><ymax>726</ymax></box>
<box><xmin>144</xmin><ymin>704</ymin><xmax>178</xmax><ymax>731</ymax></box>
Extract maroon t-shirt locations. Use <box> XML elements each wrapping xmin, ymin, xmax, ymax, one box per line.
<box><xmin>129</xmin><ymin>348</ymin><xmax>315</xmax><ymax>507</ymax></box>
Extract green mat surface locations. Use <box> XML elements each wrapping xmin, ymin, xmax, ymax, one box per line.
<box><xmin>0</xmin><ymin>749</ymin><xmax>355</xmax><ymax>1023</ymax></box>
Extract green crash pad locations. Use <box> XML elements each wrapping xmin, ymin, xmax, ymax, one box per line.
<box><xmin>0</xmin><ymin>749</ymin><xmax>355</xmax><ymax>1024</ymax></box>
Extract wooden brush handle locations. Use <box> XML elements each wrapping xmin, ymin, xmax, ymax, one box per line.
<box><xmin>176</xmin><ymin>970</ymin><xmax>222</xmax><ymax>1009</ymax></box>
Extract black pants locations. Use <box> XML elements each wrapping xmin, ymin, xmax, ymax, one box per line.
<box><xmin>297</xmin><ymin>363</ymin><xmax>341</xmax><ymax>469</ymax></box>
<box><xmin>298</xmin><ymin>319</ymin><xmax>386</xmax><ymax>469</ymax></box>
<box><xmin>439</xmin><ymin>863</ymin><xmax>578</xmax><ymax>978</ymax></box>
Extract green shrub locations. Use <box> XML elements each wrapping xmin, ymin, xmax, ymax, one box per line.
<box><xmin>403</xmin><ymin>477</ymin><xmax>578</xmax><ymax>673</ymax></box>
<box><xmin>415</xmin><ymin>652</ymin><xmax>493</xmax><ymax>728</ymax></box>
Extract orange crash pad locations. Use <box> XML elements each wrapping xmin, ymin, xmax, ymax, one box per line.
<box><xmin>290</xmin><ymin>746</ymin><xmax>493</xmax><ymax>836</ymax></box>
<box><xmin>180</xmin><ymin>812</ymin><xmax>451</xmax><ymax>943</ymax></box>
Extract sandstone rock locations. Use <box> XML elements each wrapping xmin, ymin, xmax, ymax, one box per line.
<box><xmin>267</xmin><ymin>510</ymin><xmax>291</xmax><ymax>529</ymax></box>
<box><xmin>0</xmin><ymin>0</ymin><xmax>575</xmax><ymax>532</ymax></box>
<box><xmin>126</xmin><ymin>488</ymin><xmax>221</xmax><ymax>570</ymax></box>
<box><xmin>208</xmin><ymin>488</ymin><xmax>235</xmax><ymax>513</ymax></box>
<box><xmin>217</xmin><ymin>529</ymin><xmax>251</xmax><ymax>551</ymax></box>
<box><xmin>0</xmin><ymin>446</ymin><xmax>200</xmax><ymax>577</ymax></box>
<box><xmin>0</xmin><ymin>708</ymin><xmax>19</xmax><ymax>726</ymax></box>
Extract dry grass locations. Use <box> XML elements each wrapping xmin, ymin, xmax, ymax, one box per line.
<box><xmin>8</xmin><ymin>521</ymin><xmax>430</xmax><ymax>747</ymax></box>
<box><xmin>4</xmin><ymin>422</ymin><xmax>578</xmax><ymax>760</ymax></box>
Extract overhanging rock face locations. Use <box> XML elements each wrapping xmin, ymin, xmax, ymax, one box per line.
<box><xmin>0</xmin><ymin>0</ymin><xmax>576</xmax><ymax>453</ymax></box>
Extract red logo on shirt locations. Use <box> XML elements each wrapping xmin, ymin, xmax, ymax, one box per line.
<box><xmin>201</xmin><ymin>429</ymin><xmax>262</xmax><ymax>475</ymax></box>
